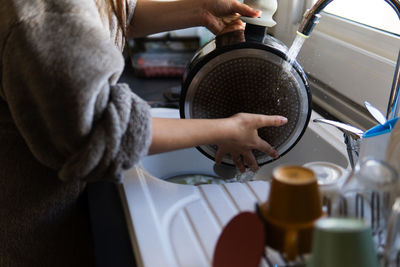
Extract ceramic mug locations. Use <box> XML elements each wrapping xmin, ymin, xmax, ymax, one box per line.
<box><xmin>259</xmin><ymin>165</ymin><xmax>323</xmax><ymax>260</ymax></box>
<box><xmin>307</xmin><ymin>217</ymin><xmax>379</xmax><ymax>267</ymax></box>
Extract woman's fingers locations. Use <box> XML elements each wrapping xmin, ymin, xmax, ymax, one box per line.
<box><xmin>221</xmin><ymin>14</ymin><xmax>240</xmax><ymax>24</ymax></box>
<box><xmin>217</xmin><ymin>150</ymin><xmax>261</xmax><ymax>173</ymax></box>
<box><xmin>232</xmin><ymin>1</ymin><xmax>261</xmax><ymax>18</ymax></box>
<box><xmin>205</xmin><ymin>15</ymin><xmax>225</xmax><ymax>34</ymax></box>
<box><xmin>242</xmin><ymin>151</ymin><xmax>259</xmax><ymax>172</ymax></box>
<box><xmin>215</xmin><ymin>113</ymin><xmax>286</xmax><ymax>170</ymax></box>
<box><xmin>251</xmin><ymin>115</ymin><xmax>287</xmax><ymax>158</ymax></box>
<box><xmin>215</xmin><ymin>147</ymin><xmax>227</xmax><ymax>165</ymax></box>
<box><xmin>217</xmin><ymin>147</ymin><xmax>257</xmax><ymax>173</ymax></box>
<box><xmin>257</xmin><ymin>139</ymin><xmax>279</xmax><ymax>158</ymax></box>
<box><xmin>231</xmin><ymin>153</ymin><xmax>246</xmax><ymax>173</ymax></box>
<box><xmin>218</xmin><ymin>19</ymin><xmax>245</xmax><ymax>35</ymax></box>
<box><xmin>254</xmin><ymin>115</ymin><xmax>288</xmax><ymax>128</ymax></box>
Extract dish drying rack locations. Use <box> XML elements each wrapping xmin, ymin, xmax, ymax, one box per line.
<box><xmin>121</xmin><ymin>167</ymin><xmax>400</xmax><ymax>267</ymax></box>
<box><xmin>322</xmin><ymin>193</ymin><xmax>400</xmax><ymax>267</ymax></box>
<box><xmin>255</xmin><ymin>191</ymin><xmax>400</xmax><ymax>267</ymax></box>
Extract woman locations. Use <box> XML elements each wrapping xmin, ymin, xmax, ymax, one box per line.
<box><xmin>0</xmin><ymin>0</ymin><xmax>287</xmax><ymax>266</ymax></box>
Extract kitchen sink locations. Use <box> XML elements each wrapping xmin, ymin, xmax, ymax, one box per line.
<box><xmin>141</xmin><ymin>108</ymin><xmax>349</xmax><ymax>182</ymax></box>
<box><xmin>120</xmin><ymin>108</ymin><xmax>349</xmax><ymax>267</ymax></box>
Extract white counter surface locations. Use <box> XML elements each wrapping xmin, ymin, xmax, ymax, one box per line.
<box><xmin>120</xmin><ymin>167</ymin><xmax>272</xmax><ymax>267</ymax></box>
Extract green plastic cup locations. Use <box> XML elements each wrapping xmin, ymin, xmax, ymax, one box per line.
<box><xmin>307</xmin><ymin>217</ymin><xmax>379</xmax><ymax>267</ymax></box>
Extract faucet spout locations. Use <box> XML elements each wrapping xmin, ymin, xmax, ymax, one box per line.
<box><xmin>313</xmin><ymin>118</ymin><xmax>364</xmax><ymax>169</ymax></box>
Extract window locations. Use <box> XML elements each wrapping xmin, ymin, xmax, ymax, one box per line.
<box><xmin>273</xmin><ymin>0</ymin><xmax>400</xmax><ymax>127</ymax></box>
<box><xmin>321</xmin><ymin>0</ymin><xmax>400</xmax><ymax>36</ymax></box>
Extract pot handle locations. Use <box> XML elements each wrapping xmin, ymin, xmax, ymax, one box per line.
<box><xmin>243</xmin><ymin>22</ymin><xmax>266</xmax><ymax>43</ymax></box>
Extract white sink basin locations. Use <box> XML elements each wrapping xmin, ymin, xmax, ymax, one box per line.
<box><xmin>120</xmin><ymin>108</ymin><xmax>349</xmax><ymax>267</ymax></box>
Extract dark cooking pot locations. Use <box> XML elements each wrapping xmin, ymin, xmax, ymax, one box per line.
<box><xmin>180</xmin><ymin>22</ymin><xmax>311</xmax><ymax>167</ymax></box>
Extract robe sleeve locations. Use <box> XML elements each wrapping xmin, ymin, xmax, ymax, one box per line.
<box><xmin>2</xmin><ymin>10</ymin><xmax>151</xmax><ymax>182</ymax></box>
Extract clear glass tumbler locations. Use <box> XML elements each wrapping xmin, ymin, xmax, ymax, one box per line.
<box><xmin>334</xmin><ymin>158</ymin><xmax>398</xmax><ymax>254</ymax></box>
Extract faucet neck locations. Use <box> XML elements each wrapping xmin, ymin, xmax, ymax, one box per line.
<box><xmin>387</xmin><ymin>50</ymin><xmax>400</xmax><ymax>120</ymax></box>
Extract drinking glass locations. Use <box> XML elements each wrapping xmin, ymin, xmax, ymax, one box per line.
<box><xmin>334</xmin><ymin>158</ymin><xmax>398</xmax><ymax>253</ymax></box>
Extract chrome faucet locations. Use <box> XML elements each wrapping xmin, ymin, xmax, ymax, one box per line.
<box><xmin>298</xmin><ymin>0</ymin><xmax>400</xmax><ymax>168</ymax></box>
<box><xmin>313</xmin><ymin>118</ymin><xmax>364</xmax><ymax>169</ymax></box>
<box><xmin>298</xmin><ymin>0</ymin><xmax>400</xmax><ymax>120</ymax></box>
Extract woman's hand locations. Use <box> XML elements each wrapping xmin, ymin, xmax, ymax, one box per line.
<box><xmin>149</xmin><ymin>113</ymin><xmax>287</xmax><ymax>173</ymax></box>
<box><xmin>130</xmin><ymin>0</ymin><xmax>260</xmax><ymax>38</ymax></box>
<box><xmin>215</xmin><ymin>113</ymin><xmax>288</xmax><ymax>172</ymax></box>
<box><xmin>201</xmin><ymin>0</ymin><xmax>261</xmax><ymax>34</ymax></box>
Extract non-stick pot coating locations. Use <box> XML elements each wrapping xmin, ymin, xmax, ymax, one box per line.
<box><xmin>182</xmin><ymin>48</ymin><xmax>311</xmax><ymax>166</ymax></box>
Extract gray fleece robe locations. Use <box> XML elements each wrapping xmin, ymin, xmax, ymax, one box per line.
<box><xmin>0</xmin><ymin>0</ymin><xmax>152</xmax><ymax>266</ymax></box>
